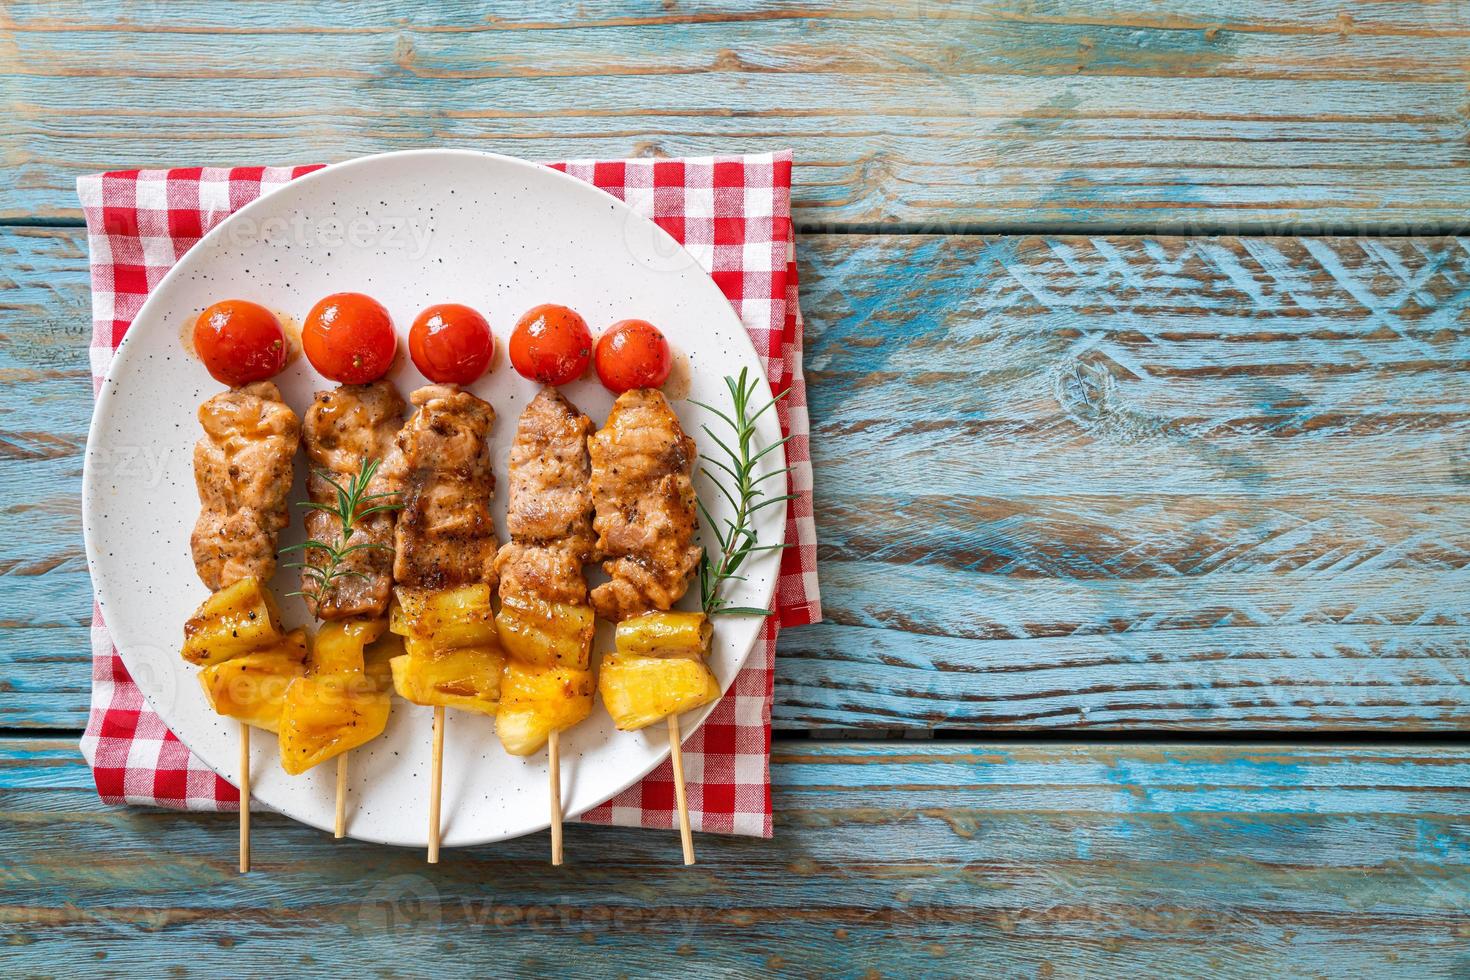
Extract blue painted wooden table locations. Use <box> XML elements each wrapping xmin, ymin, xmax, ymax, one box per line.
<box><xmin>2</xmin><ymin>3</ymin><xmax>1468</xmax><ymax>976</ymax></box>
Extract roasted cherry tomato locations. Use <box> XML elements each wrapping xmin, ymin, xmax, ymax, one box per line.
<box><xmin>594</xmin><ymin>319</ymin><xmax>672</xmax><ymax>393</ymax></box>
<box><xmin>302</xmin><ymin>292</ymin><xmax>396</xmax><ymax>384</ymax></box>
<box><xmin>192</xmin><ymin>299</ymin><xmax>288</xmax><ymax>387</ymax></box>
<box><xmin>508</xmin><ymin>304</ymin><xmax>593</xmax><ymax>386</ymax></box>
<box><xmin>409</xmin><ymin>303</ymin><xmax>493</xmax><ymax>385</ymax></box>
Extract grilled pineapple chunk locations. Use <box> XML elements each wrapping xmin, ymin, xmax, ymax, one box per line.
<box><xmin>391</xmin><ymin>584</ymin><xmax>496</xmax><ymax>648</ymax></box>
<box><xmin>278</xmin><ymin>672</ymin><xmax>391</xmax><ymax>775</ymax></box>
<box><xmin>197</xmin><ymin>628</ymin><xmax>307</xmax><ymax>732</ymax></box>
<box><xmin>613</xmin><ymin>611</ymin><xmax>711</xmax><ymax>658</ymax></box>
<box><xmin>495</xmin><ymin>594</ymin><xmax>595</xmax><ymax>669</ymax></box>
<box><xmin>309</xmin><ymin>617</ymin><xmax>388</xmax><ymax>675</ymax></box>
<box><xmin>599</xmin><ymin>653</ymin><xmax>721</xmax><ymax>732</ymax></box>
<box><xmin>390</xmin><ymin>641</ymin><xmax>504</xmax><ymax>716</ymax></box>
<box><xmin>276</xmin><ymin>617</ymin><xmax>395</xmax><ymax>774</ymax></box>
<box><xmin>496</xmin><ymin>663</ymin><xmax>594</xmax><ymax>756</ymax></box>
<box><xmin>388</xmin><ymin>585</ymin><xmax>504</xmax><ymax>714</ymax></box>
<box><xmin>362</xmin><ymin>631</ymin><xmax>403</xmax><ymax>691</ymax></box>
<box><xmin>181</xmin><ymin>576</ymin><xmax>282</xmax><ymax>665</ymax></box>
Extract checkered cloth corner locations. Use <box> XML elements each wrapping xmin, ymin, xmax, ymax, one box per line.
<box><xmin>77</xmin><ymin>152</ymin><xmax>820</xmax><ymax>837</ymax></box>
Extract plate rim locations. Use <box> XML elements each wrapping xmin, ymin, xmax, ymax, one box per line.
<box><xmin>81</xmin><ymin>147</ymin><xmax>788</xmax><ymax>846</ymax></box>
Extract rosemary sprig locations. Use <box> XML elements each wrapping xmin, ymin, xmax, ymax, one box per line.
<box><xmin>281</xmin><ymin>456</ymin><xmax>401</xmax><ymax>607</ymax></box>
<box><xmin>691</xmin><ymin>368</ymin><xmax>795</xmax><ymax>616</ymax></box>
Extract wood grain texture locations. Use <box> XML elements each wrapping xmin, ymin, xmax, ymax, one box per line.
<box><xmin>3</xmin><ymin>736</ymin><xmax>1469</xmax><ymax>976</ymax></box>
<box><xmin>3</xmin><ymin>228</ymin><xmax>1468</xmax><ymax>732</ymax></box>
<box><xmin>793</xmin><ymin>233</ymin><xmax>1470</xmax><ymax>731</ymax></box>
<box><xmin>1</xmin><ymin>1</ymin><xmax>1467</xmax><ymax>228</ymax></box>
<box><xmin>6</xmin><ymin>6</ymin><xmax>1467</xmax><ymax>967</ymax></box>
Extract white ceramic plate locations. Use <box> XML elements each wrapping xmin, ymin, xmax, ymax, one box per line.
<box><xmin>82</xmin><ymin>149</ymin><xmax>786</xmax><ymax>848</ymax></box>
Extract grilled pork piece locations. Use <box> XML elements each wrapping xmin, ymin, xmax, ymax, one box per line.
<box><xmin>505</xmin><ymin>388</ymin><xmax>596</xmax><ymax>557</ymax></box>
<box><xmin>191</xmin><ymin>381</ymin><xmax>301</xmax><ymax>590</ymax></box>
<box><xmin>393</xmin><ymin>384</ymin><xmax>498</xmax><ymax>591</ymax></box>
<box><xmin>495</xmin><ymin>541</ymin><xmax>588</xmax><ymax>607</ymax></box>
<box><xmin>300</xmin><ymin>381</ymin><xmax>406</xmax><ymax>619</ymax></box>
<box><xmin>588</xmin><ymin>388</ymin><xmax>702</xmax><ymax>622</ymax></box>
<box><xmin>493</xmin><ymin>388</ymin><xmax>597</xmax><ymax>756</ymax></box>
<box><xmin>496</xmin><ymin>388</ymin><xmax>596</xmax><ymax>607</ymax></box>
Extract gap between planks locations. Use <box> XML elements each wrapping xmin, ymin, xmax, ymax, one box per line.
<box><xmin>3</xmin><ymin>216</ymin><xmax>1467</xmax><ymax>239</ymax></box>
<box><xmin>9</xmin><ymin>725</ymin><xmax>1470</xmax><ymax>747</ymax></box>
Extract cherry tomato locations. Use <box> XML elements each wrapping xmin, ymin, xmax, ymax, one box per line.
<box><xmin>594</xmin><ymin>319</ymin><xmax>672</xmax><ymax>393</ymax></box>
<box><xmin>302</xmin><ymin>292</ymin><xmax>396</xmax><ymax>384</ymax></box>
<box><xmin>192</xmin><ymin>299</ymin><xmax>288</xmax><ymax>387</ymax></box>
<box><xmin>508</xmin><ymin>304</ymin><xmax>593</xmax><ymax>386</ymax></box>
<box><xmin>408</xmin><ymin>303</ymin><xmax>494</xmax><ymax>385</ymax></box>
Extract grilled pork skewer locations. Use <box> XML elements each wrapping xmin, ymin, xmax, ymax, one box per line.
<box><xmin>391</xmin><ymin>385</ymin><xmax>499</xmax><ymax>590</ymax></box>
<box><xmin>284</xmin><ymin>381</ymin><xmax>406</xmax><ymax>835</ymax></box>
<box><xmin>300</xmin><ymin>383</ymin><xmax>405</xmax><ymax>620</ymax></box>
<box><xmin>191</xmin><ymin>381</ymin><xmax>300</xmax><ymax>591</ymax></box>
<box><xmin>385</xmin><ymin>384</ymin><xmax>500</xmax><ymax>863</ymax></box>
<box><xmin>493</xmin><ymin>388</ymin><xmax>597</xmax><ymax>865</ymax></box>
<box><xmin>589</xmin><ymin>389</ymin><xmax>703</xmax><ymax>622</ymax></box>
<box><xmin>589</xmin><ymin>388</ymin><xmax>720</xmax><ymax>865</ymax></box>
<box><xmin>184</xmin><ymin>380</ymin><xmax>303</xmax><ymax>873</ymax></box>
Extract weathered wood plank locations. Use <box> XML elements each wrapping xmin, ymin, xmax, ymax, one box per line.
<box><xmin>4</xmin><ymin>229</ymin><xmax>1468</xmax><ymax>731</ymax></box>
<box><xmin>2</xmin><ymin>0</ymin><xmax>1467</xmax><ymax>228</ymax></box>
<box><xmin>14</xmin><ymin>0</ymin><xmax>1470</xmax><ymax>33</ymax></box>
<box><xmin>793</xmin><ymin>232</ymin><xmax>1470</xmax><ymax>730</ymax></box>
<box><xmin>780</xmin><ymin>622</ymin><xmax>1470</xmax><ymax>729</ymax></box>
<box><xmin>0</xmin><ymin>223</ymin><xmax>91</xmax><ymax>728</ymax></box>
<box><xmin>2</xmin><ymin>737</ymin><xmax>1468</xmax><ymax>976</ymax></box>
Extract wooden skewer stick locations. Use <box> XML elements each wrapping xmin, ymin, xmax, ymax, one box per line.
<box><xmin>238</xmin><ymin>721</ymin><xmax>252</xmax><ymax>874</ymax></box>
<box><xmin>548</xmin><ymin>730</ymin><xmax>564</xmax><ymax>866</ymax></box>
<box><xmin>667</xmin><ymin>714</ymin><xmax>695</xmax><ymax>866</ymax></box>
<box><xmin>427</xmin><ymin>705</ymin><xmax>445</xmax><ymax>864</ymax></box>
<box><xmin>334</xmin><ymin>754</ymin><xmax>348</xmax><ymax>839</ymax></box>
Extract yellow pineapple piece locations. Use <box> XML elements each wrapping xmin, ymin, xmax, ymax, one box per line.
<box><xmin>495</xmin><ymin>593</ymin><xmax>594</xmax><ymax>670</ymax></box>
<box><xmin>277</xmin><ymin>672</ymin><xmax>391</xmax><ymax>775</ymax></box>
<box><xmin>390</xmin><ymin>641</ymin><xmax>505</xmax><ymax>716</ymax></box>
<box><xmin>495</xmin><ymin>662</ymin><xmax>594</xmax><ymax>756</ymax></box>
<box><xmin>308</xmin><ymin>617</ymin><xmax>388</xmax><ymax>675</ymax></box>
<box><xmin>362</xmin><ymin>631</ymin><xmax>403</xmax><ymax>692</ymax></box>
<box><xmin>598</xmin><ymin>653</ymin><xmax>721</xmax><ymax>732</ymax></box>
<box><xmin>391</xmin><ymin>584</ymin><xmax>496</xmax><ymax>649</ymax></box>
<box><xmin>275</xmin><ymin>616</ymin><xmax>398</xmax><ymax>774</ymax></box>
<box><xmin>181</xmin><ymin>576</ymin><xmax>282</xmax><ymax>665</ymax></box>
<box><xmin>613</xmin><ymin>611</ymin><xmax>711</xmax><ymax>658</ymax></box>
<box><xmin>197</xmin><ymin>628</ymin><xmax>307</xmax><ymax>732</ymax></box>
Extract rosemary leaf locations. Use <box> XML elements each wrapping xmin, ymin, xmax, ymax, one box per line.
<box><xmin>749</xmin><ymin>493</ymin><xmax>799</xmax><ymax>514</ymax></box>
<box><xmin>282</xmin><ymin>456</ymin><xmax>401</xmax><ymax>609</ymax></box>
<box><xmin>687</xmin><ymin>398</ymin><xmax>739</xmax><ymax>431</ymax></box>
<box><xmin>709</xmin><ymin>606</ymin><xmax>773</xmax><ymax>617</ymax></box>
<box><xmin>750</xmin><ymin>433</ymin><xmax>795</xmax><ymax>465</ymax></box>
<box><xmin>696</xmin><ymin>373</ymin><xmax>789</xmax><ymax>618</ymax></box>
<box><xmin>751</xmin><ymin>466</ymin><xmax>795</xmax><ymax>488</ymax></box>
<box><xmin>278</xmin><ymin>538</ymin><xmax>337</xmax><ymax>554</ymax></box>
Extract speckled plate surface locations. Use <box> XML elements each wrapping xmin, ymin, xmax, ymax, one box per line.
<box><xmin>82</xmin><ymin>149</ymin><xmax>786</xmax><ymax>847</ymax></box>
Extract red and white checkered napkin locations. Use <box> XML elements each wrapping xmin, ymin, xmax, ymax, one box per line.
<box><xmin>76</xmin><ymin>152</ymin><xmax>820</xmax><ymax>838</ymax></box>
